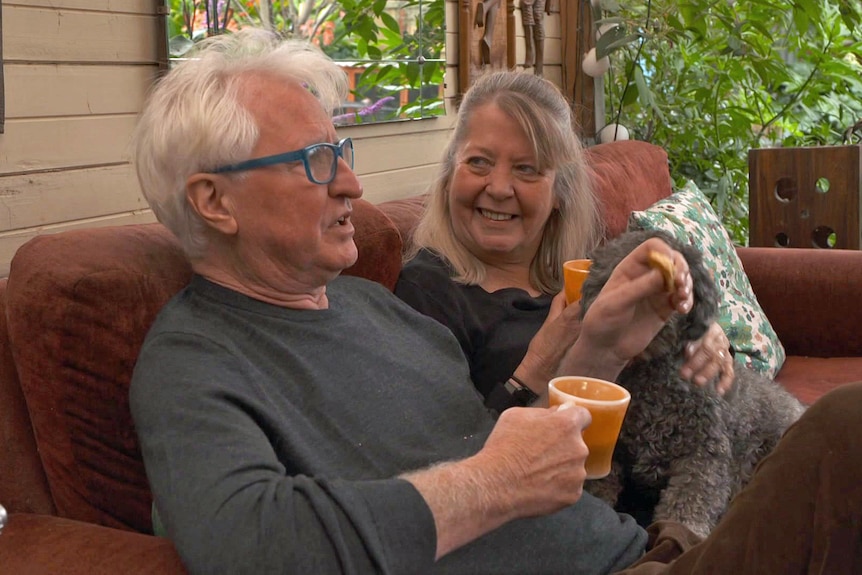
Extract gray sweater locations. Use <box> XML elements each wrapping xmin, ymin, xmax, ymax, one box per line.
<box><xmin>130</xmin><ymin>274</ymin><xmax>647</xmax><ymax>574</ymax></box>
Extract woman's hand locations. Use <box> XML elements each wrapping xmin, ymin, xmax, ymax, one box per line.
<box><xmin>560</xmin><ymin>238</ymin><xmax>694</xmax><ymax>381</ymax></box>
<box><xmin>679</xmin><ymin>321</ymin><xmax>734</xmax><ymax>395</ymax></box>
<box><xmin>516</xmin><ymin>292</ymin><xmax>583</xmax><ymax>393</ymax></box>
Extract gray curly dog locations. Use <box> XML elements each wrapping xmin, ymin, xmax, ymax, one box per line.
<box><xmin>578</xmin><ymin>230</ymin><xmax>806</xmax><ymax>538</ymax></box>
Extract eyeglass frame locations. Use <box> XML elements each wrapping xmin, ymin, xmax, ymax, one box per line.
<box><xmin>212</xmin><ymin>137</ymin><xmax>354</xmax><ymax>185</ymax></box>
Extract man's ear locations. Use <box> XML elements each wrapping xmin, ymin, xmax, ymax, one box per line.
<box><xmin>186</xmin><ymin>173</ymin><xmax>238</xmax><ymax>235</ymax></box>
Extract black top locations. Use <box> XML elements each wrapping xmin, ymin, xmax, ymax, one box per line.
<box><xmin>395</xmin><ymin>249</ymin><xmax>553</xmax><ymax>412</ymax></box>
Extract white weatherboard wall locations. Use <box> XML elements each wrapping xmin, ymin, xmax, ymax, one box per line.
<box><xmin>0</xmin><ymin>1</ymin><xmax>455</xmax><ymax>277</ymax></box>
<box><xmin>0</xmin><ymin>0</ymin><xmax>565</xmax><ymax>277</ymax></box>
<box><xmin>0</xmin><ymin>0</ymin><xmax>162</xmax><ymax>277</ymax></box>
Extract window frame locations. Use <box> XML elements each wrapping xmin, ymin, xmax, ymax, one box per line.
<box><xmin>1</xmin><ymin>0</ymin><xmax>5</xmax><ymax>134</ymax></box>
<box><xmin>163</xmin><ymin>0</ymin><xmax>446</xmax><ymax>127</ymax></box>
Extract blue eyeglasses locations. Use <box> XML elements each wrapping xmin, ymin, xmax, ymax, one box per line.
<box><xmin>213</xmin><ymin>138</ymin><xmax>354</xmax><ymax>185</ymax></box>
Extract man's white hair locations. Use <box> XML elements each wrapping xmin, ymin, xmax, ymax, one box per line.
<box><xmin>132</xmin><ymin>28</ymin><xmax>348</xmax><ymax>258</ymax></box>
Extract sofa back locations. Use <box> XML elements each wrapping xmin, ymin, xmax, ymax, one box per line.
<box><xmin>0</xmin><ymin>279</ymin><xmax>55</xmax><ymax>517</ymax></box>
<box><xmin>1</xmin><ymin>198</ymin><xmax>401</xmax><ymax>533</ymax></box>
<box><xmin>586</xmin><ymin>140</ymin><xmax>673</xmax><ymax>238</ymax></box>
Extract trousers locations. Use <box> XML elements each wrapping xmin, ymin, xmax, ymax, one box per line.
<box><xmin>617</xmin><ymin>381</ymin><xmax>862</xmax><ymax>574</ymax></box>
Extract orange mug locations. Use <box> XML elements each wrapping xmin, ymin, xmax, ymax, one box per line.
<box><xmin>548</xmin><ymin>376</ymin><xmax>630</xmax><ymax>479</ymax></box>
<box><xmin>563</xmin><ymin>259</ymin><xmax>592</xmax><ymax>304</ymax></box>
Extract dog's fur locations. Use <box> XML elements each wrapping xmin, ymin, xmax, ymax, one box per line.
<box><xmin>578</xmin><ymin>230</ymin><xmax>806</xmax><ymax>537</ymax></box>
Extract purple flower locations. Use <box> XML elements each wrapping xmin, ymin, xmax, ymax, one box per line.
<box><xmin>361</xmin><ymin>96</ymin><xmax>395</xmax><ymax>114</ymax></box>
<box><xmin>333</xmin><ymin>96</ymin><xmax>397</xmax><ymax>124</ymax></box>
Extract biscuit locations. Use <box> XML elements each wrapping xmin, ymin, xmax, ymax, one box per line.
<box><xmin>647</xmin><ymin>250</ymin><xmax>676</xmax><ymax>292</ymax></box>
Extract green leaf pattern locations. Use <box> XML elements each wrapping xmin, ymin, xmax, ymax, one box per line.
<box><xmin>628</xmin><ymin>180</ymin><xmax>786</xmax><ymax>377</ymax></box>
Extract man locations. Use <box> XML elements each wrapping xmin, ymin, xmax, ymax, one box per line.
<box><xmin>130</xmin><ymin>28</ymin><xmax>862</xmax><ymax>575</ymax></box>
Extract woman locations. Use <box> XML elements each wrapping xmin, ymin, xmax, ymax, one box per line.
<box><xmin>395</xmin><ymin>70</ymin><xmax>733</xmax><ymax>413</ymax></box>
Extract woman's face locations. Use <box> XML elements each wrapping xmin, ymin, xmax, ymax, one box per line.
<box><xmin>448</xmin><ymin>103</ymin><xmax>557</xmax><ymax>267</ymax></box>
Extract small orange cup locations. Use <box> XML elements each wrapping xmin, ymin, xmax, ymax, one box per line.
<box><xmin>548</xmin><ymin>376</ymin><xmax>630</xmax><ymax>479</ymax></box>
<box><xmin>563</xmin><ymin>259</ymin><xmax>592</xmax><ymax>304</ymax></box>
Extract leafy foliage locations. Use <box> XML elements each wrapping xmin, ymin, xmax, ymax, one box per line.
<box><xmin>595</xmin><ymin>0</ymin><xmax>862</xmax><ymax>244</ymax></box>
<box><xmin>165</xmin><ymin>0</ymin><xmax>446</xmax><ymax>124</ymax></box>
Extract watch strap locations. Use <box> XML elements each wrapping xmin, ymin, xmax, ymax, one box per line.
<box><xmin>504</xmin><ymin>376</ymin><xmax>540</xmax><ymax>406</ymax></box>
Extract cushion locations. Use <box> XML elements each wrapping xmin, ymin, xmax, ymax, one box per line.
<box><xmin>0</xmin><ymin>514</ymin><xmax>186</xmax><ymax>574</ymax></box>
<box><xmin>775</xmin><ymin>357</ymin><xmax>862</xmax><ymax>406</ymax></box>
<box><xmin>0</xmin><ymin>280</ymin><xmax>56</xmax><ymax>516</ymax></box>
<box><xmin>343</xmin><ymin>198</ymin><xmax>404</xmax><ymax>290</ymax></box>
<box><xmin>586</xmin><ymin>140</ymin><xmax>674</xmax><ymax>239</ymax></box>
<box><xmin>627</xmin><ymin>180</ymin><xmax>786</xmax><ymax>377</ymax></box>
<box><xmin>737</xmin><ymin>246</ymin><xmax>862</xmax><ymax>358</ymax></box>
<box><xmin>6</xmin><ymin>224</ymin><xmax>194</xmax><ymax>533</ymax></box>
<box><xmin>377</xmin><ymin>194</ymin><xmax>426</xmax><ymax>256</ymax></box>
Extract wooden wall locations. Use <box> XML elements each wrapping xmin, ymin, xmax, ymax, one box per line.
<box><xmin>0</xmin><ymin>0</ymin><xmax>570</xmax><ymax>276</ymax></box>
<box><xmin>0</xmin><ymin>0</ymin><xmax>163</xmax><ymax>276</ymax></box>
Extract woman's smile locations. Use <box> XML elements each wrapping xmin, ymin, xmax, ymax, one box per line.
<box><xmin>449</xmin><ymin>103</ymin><xmax>557</xmax><ymax>265</ymax></box>
<box><xmin>478</xmin><ymin>208</ymin><xmax>516</xmax><ymax>222</ymax></box>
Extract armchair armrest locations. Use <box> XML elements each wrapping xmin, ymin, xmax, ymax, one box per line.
<box><xmin>0</xmin><ymin>514</ymin><xmax>187</xmax><ymax>574</ymax></box>
<box><xmin>736</xmin><ymin>247</ymin><xmax>862</xmax><ymax>358</ymax></box>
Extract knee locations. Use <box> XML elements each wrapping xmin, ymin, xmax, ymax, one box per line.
<box><xmin>796</xmin><ymin>382</ymin><xmax>862</xmax><ymax>442</ymax></box>
<box><xmin>808</xmin><ymin>382</ymin><xmax>862</xmax><ymax>418</ymax></box>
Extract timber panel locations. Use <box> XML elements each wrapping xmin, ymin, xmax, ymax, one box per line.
<box><xmin>749</xmin><ymin>145</ymin><xmax>862</xmax><ymax>249</ymax></box>
<box><xmin>0</xmin><ymin>165</ymin><xmax>146</xmax><ymax>231</ymax></box>
<box><xmin>4</xmin><ymin>5</ymin><xmax>159</xmax><ymax>63</ymax></box>
<box><xmin>5</xmin><ymin>64</ymin><xmax>156</xmax><ymax>118</ymax></box>
<box><xmin>360</xmin><ymin>166</ymin><xmax>438</xmax><ymax>204</ymax></box>
<box><xmin>13</xmin><ymin>0</ymin><xmax>153</xmax><ymax>12</ymax></box>
<box><xmin>1</xmin><ymin>116</ymin><xmax>138</xmax><ymax>175</ymax></box>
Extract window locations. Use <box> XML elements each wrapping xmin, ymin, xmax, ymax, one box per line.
<box><xmin>165</xmin><ymin>0</ymin><xmax>445</xmax><ymax>126</ymax></box>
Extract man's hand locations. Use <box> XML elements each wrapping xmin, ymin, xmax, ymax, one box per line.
<box><xmin>404</xmin><ymin>404</ymin><xmax>591</xmax><ymax>559</ymax></box>
<box><xmin>475</xmin><ymin>404</ymin><xmax>591</xmax><ymax>515</ymax></box>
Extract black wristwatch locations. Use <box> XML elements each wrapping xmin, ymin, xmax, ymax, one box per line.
<box><xmin>504</xmin><ymin>376</ymin><xmax>540</xmax><ymax>406</ymax></box>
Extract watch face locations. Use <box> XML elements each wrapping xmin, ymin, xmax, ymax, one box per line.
<box><xmin>505</xmin><ymin>378</ymin><xmax>538</xmax><ymax>406</ymax></box>
<box><xmin>513</xmin><ymin>387</ymin><xmax>539</xmax><ymax>406</ymax></box>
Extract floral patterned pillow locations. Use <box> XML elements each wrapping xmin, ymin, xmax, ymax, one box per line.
<box><xmin>627</xmin><ymin>180</ymin><xmax>786</xmax><ymax>377</ymax></box>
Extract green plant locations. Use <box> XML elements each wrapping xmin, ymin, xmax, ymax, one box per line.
<box><xmin>595</xmin><ymin>0</ymin><xmax>862</xmax><ymax>244</ymax></box>
<box><xmin>325</xmin><ymin>0</ymin><xmax>446</xmax><ymax>119</ymax></box>
<box><xmin>165</xmin><ymin>0</ymin><xmax>445</xmax><ymax>124</ymax></box>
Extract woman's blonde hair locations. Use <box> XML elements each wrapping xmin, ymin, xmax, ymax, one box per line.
<box><xmin>409</xmin><ymin>70</ymin><xmax>603</xmax><ymax>294</ymax></box>
<box><xmin>131</xmin><ymin>28</ymin><xmax>347</xmax><ymax>259</ymax></box>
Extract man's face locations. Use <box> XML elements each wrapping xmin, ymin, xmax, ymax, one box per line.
<box><xmin>219</xmin><ymin>76</ymin><xmax>362</xmax><ymax>296</ymax></box>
